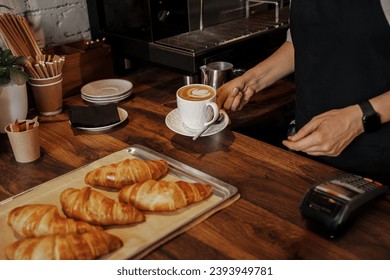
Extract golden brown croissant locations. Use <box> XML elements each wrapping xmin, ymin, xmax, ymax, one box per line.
<box><xmin>7</xmin><ymin>204</ymin><xmax>102</xmax><ymax>238</ymax></box>
<box><xmin>118</xmin><ymin>179</ymin><xmax>213</xmax><ymax>211</ymax></box>
<box><xmin>60</xmin><ymin>186</ymin><xmax>145</xmax><ymax>226</ymax></box>
<box><xmin>5</xmin><ymin>231</ymin><xmax>123</xmax><ymax>260</ymax></box>
<box><xmin>84</xmin><ymin>158</ymin><xmax>169</xmax><ymax>189</ymax></box>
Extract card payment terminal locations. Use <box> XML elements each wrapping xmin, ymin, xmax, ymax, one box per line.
<box><xmin>300</xmin><ymin>173</ymin><xmax>389</xmax><ymax>237</ymax></box>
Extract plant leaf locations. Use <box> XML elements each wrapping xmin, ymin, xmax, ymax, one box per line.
<box><xmin>0</xmin><ymin>66</ymin><xmax>7</xmax><ymax>75</ymax></box>
<box><xmin>0</xmin><ymin>48</ymin><xmax>29</xmax><ymax>85</ymax></box>
<box><xmin>14</xmin><ymin>56</ymin><xmax>28</xmax><ymax>65</ymax></box>
<box><xmin>10</xmin><ymin>67</ymin><xmax>29</xmax><ymax>85</ymax></box>
<box><xmin>0</xmin><ymin>76</ymin><xmax>10</xmax><ymax>85</ymax></box>
<box><xmin>1</xmin><ymin>49</ymin><xmax>12</xmax><ymax>60</ymax></box>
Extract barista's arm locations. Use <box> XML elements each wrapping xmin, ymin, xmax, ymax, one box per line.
<box><xmin>217</xmin><ymin>41</ymin><xmax>295</xmax><ymax>111</ymax></box>
<box><xmin>370</xmin><ymin>90</ymin><xmax>390</xmax><ymax>124</ymax></box>
<box><xmin>283</xmin><ymin>90</ymin><xmax>390</xmax><ymax>156</ymax></box>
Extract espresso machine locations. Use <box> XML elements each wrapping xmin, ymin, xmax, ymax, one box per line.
<box><xmin>87</xmin><ymin>0</ymin><xmax>290</xmax><ymax>80</ymax></box>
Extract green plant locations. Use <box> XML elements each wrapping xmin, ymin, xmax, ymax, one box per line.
<box><xmin>0</xmin><ymin>47</ymin><xmax>29</xmax><ymax>86</ymax></box>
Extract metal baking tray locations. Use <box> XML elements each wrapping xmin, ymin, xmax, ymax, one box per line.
<box><xmin>0</xmin><ymin>144</ymin><xmax>238</xmax><ymax>259</ymax></box>
<box><xmin>129</xmin><ymin>145</ymin><xmax>237</xmax><ymax>199</ymax></box>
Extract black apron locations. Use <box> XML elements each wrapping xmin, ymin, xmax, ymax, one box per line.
<box><xmin>290</xmin><ymin>0</ymin><xmax>390</xmax><ymax>183</ymax></box>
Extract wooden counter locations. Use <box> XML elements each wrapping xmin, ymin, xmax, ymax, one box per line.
<box><xmin>0</xmin><ymin>66</ymin><xmax>389</xmax><ymax>260</ymax></box>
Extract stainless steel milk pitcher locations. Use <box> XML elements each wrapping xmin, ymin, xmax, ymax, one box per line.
<box><xmin>200</xmin><ymin>61</ymin><xmax>234</xmax><ymax>89</ymax></box>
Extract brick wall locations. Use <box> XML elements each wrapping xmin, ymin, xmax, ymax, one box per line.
<box><xmin>0</xmin><ymin>0</ymin><xmax>91</xmax><ymax>49</ymax></box>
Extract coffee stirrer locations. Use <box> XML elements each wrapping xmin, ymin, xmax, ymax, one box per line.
<box><xmin>0</xmin><ymin>13</ymin><xmax>65</xmax><ymax>79</ymax></box>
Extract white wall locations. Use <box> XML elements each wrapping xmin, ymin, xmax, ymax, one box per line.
<box><xmin>0</xmin><ymin>0</ymin><xmax>91</xmax><ymax>49</ymax></box>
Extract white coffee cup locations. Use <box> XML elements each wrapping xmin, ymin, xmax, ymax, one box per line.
<box><xmin>176</xmin><ymin>84</ymin><xmax>219</xmax><ymax>130</ymax></box>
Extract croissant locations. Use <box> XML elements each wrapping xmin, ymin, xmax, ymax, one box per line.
<box><xmin>60</xmin><ymin>186</ymin><xmax>145</xmax><ymax>226</ymax></box>
<box><xmin>7</xmin><ymin>204</ymin><xmax>102</xmax><ymax>238</ymax></box>
<box><xmin>5</xmin><ymin>231</ymin><xmax>123</xmax><ymax>260</ymax></box>
<box><xmin>118</xmin><ymin>179</ymin><xmax>213</xmax><ymax>212</ymax></box>
<box><xmin>84</xmin><ymin>158</ymin><xmax>169</xmax><ymax>189</ymax></box>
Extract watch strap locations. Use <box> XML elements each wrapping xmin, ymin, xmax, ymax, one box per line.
<box><xmin>358</xmin><ymin>100</ymin><xmax>377</xmax><ymax>116</ymax></box>
<box><xmin>358</xmin><ymin>100</ymin><xmax>381</xmax><ymax>133</ymax></box>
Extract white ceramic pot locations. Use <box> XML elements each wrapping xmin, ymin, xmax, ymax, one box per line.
<box><xmin>0</xmin><ymin>83</ymin><xmax>28</xmax><ymax>133</ymax></box>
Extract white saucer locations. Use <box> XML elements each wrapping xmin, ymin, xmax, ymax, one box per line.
<box><xmin>81</xmin><ymin>91</ymin><xmax>132</xmax><ymax>104</ymax></box>
<box><xmin>71</xmin><ymin>107</ymin><xmax>128</xmax><ymax>132</ymax></box>
<box><xmin>81</xmin><ymin>79</ymin><xmax>133</xmax><ymax>98</ymax></box>
<box><xmin>165</xmin><ymin>109</ymin><xmax>229</xmax><ymax>137</ymax></box>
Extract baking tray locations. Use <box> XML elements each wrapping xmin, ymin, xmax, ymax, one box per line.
<box><xmin>0</xmin><ymin>144</ymin><xmax>239</xmax><ymax>260</ymax></box>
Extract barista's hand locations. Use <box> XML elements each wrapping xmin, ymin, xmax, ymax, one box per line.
<box><xmin>282</xmin><ymin>105</ymin><xmax>364</xmax><ymax>156</ymax></box>
<box><xmin>216</xmin><ymin>41</ymin><xmax>295</xmax><ymax>111</ymax></box>
<box><xmin>216</xmin><ymin>77</ymin><xmax>256</xmax><ymax>111</ymax></box>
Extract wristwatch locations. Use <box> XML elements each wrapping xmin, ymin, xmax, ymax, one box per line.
<box><xmin>358</xmin><ymin>100</ymin><xmax>381</xmax><ymax>133</ymax></box>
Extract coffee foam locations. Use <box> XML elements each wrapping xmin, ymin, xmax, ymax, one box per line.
<box><xmin>190</xmin><ymin>89</ymin><xmax>210</xmax><ymax>98</ymax></box>
<box><xmin>178</xmin><ymin>85</ymin><xmax>214</xmax><ymax>101</ymax></box>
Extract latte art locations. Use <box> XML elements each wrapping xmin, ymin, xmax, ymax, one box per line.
<box><xmin>178</xmin><ymin>85</ymin><xmax>215</xmax><ymax>101</ymax></box>
<box><xmin>190</xmin><ymin>89</ymin><xmax>210</xmax><ymax>98</ymax></box>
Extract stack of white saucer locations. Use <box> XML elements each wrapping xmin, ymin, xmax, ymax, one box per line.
<box><xmin>81</xmin><ymin>79</ymin><xmax>133</xmax><ymax>104</ymax></box>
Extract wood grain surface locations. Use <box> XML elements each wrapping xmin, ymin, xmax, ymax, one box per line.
<box><xmin>0</xmin><ymin>65</ymin><xmax>389</xmax><ymax>260</ymax></box>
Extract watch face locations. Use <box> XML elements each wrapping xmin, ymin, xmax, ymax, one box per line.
<box><xmin>363</xmin><ymin>114</ymin><xmax>381</xmax><ymax>132</ymax></box>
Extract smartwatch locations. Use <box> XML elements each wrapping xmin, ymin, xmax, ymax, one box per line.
<box><xmin>358</xmin><ymin>100</ymin><xmax>381</xmax><ymax>133</ymax></box>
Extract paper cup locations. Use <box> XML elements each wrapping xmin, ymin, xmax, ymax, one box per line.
<box><xmin>5</xmin><ymin>121</ymin><xmax>40</xmax><ymax>163</ymax></box>
<box><xmin>29</xmin><ymin>74</ymin><xmax>63</xmax><ymax>116</ymax></box>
